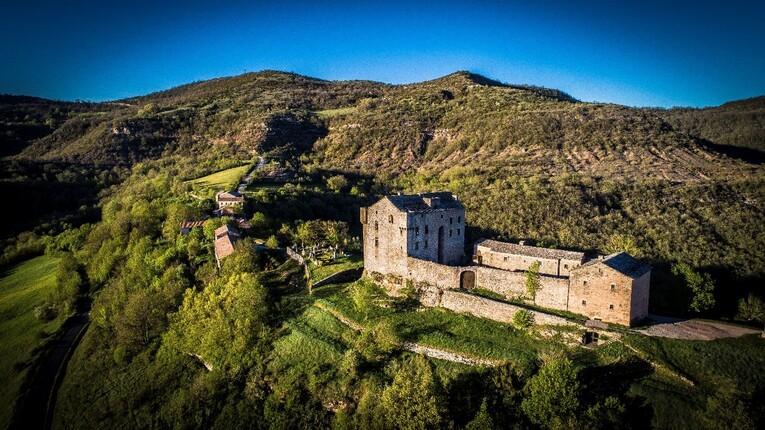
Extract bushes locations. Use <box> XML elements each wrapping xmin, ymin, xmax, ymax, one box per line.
<box><xmin>513</xmin><ymin>309</ymin><xmax>534</xmax><ymax>328</ymax></box>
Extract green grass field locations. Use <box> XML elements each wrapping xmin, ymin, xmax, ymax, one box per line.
<box><xmin>189</xmin><ymin>164</ymin><xmax>251</xmax><ymax>190</ymax></box>
<box><xmin>0</xmin><ymin>255</ymin><xmax>63</xmax><ymax>429</ymax></box>
<box><xmin>307</xmin><ymin>254</ymin><xmax>363</xmax><ymax>283</ymax></box>
<box><xmin>312</xmin><ymin>107</ymin><xmax>357</xmax><ymax>118</ymax></box>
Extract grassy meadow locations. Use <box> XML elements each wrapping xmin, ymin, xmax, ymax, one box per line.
<box><xmin>0</xmin><ymin>255</ymin><xmax>62</xmax><ymax>429</ymax></box>
<box><xmin>188</xmin><ymin>163</ymin><xmax>251</xmax><ymax>191</ymax></box>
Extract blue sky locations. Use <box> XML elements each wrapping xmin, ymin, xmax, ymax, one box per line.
<box><xmin>1</xmin><ymin>0</ymin><xmax>763</xmax><ymax>107</ymax></box>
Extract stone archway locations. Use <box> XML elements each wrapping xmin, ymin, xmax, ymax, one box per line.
<box><xmin>460</xmin><ymin>270</ymin><xmax>475</xmax><ymax>290</ymax></box>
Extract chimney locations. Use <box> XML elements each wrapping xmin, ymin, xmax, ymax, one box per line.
<box><xmin>519</xmin><ymin>240</ymin><xmax>526</xmax><ymax>246</ymax></box>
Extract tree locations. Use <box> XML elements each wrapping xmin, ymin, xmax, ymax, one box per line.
<box><xmin>265</xmin><ymin>235</ymin><xmax>279</xmax><ymax>249</ymax></box>
<box><xmin>322</xmin><ymin>220</ymin><xmax>349</xmax><ymax>259</ymax></box>
<box><xmin>604</xmin><ymin>234</ymin><xmax>640</xmax><ymax>256</ymax></box>
<box><xmin>521</xmin><ymin>357</ymin><xmax>580</xmax><ymax>429</ymax></box>
<box><xmin>465</xmin><ymin>398</ymin><xmax>494</xmax><ymax>430</ymax></box>
<box><xmin>525</xmin><ymin>261</ymin><xmax>541</xmax><ymax>300</ymax></box>
<box><xmin>382</xmin><ymin>355</ymin><xmax>446</xmax><ymax>430</ymax></box>
<box><xmin>738</xmin><ymin>294</ymin><xmax>765</xmax><ymax>332</ymax></box>
<box><xmin>54</xmin><ymin>252</ymin><xmax>83</xmax><ymax>302</ymax></box>
<box><xmin>326</xmin><ymin>174</ymin><xmax>349</xmax><ymax>192</ymax></box>
<box><xmin>163</xmin><ymin>272</ymin><xmax>269</xmax><ymax>375</ymax></box>
<box><xmin>671</xmin><ymin>263</ymin><xmax>716</xmax><ymax>313</ymax></box>
<box><xmin>350</xmin><ymin>281</ymin><xmax>376</xmax><ymax>321</ymax></box>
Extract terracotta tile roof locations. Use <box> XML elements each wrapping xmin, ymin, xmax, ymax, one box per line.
<box><xmin>214</xmin><ymin>225</ymin><xmax>240</xmax><ymax>239</ymax></box>
<box><xmin>475</xmin><ymin>238</ymin><xmax>585</xmax><ymax>262</ymax></box>
<box><xmin>214</xmin><ymin>234</ymin><xmax>237</xmax><ymax>261</ymax></box>
<box><xmin>179</xmin><ymin>220</ymin><xmax>206</xmax><ymax>229</ymax></box>
<box><xmin>216</xmin><ymin>191</ymin><xmax>244</xmax><ymax>202</ymax></box>
<box><xmin>386</xmin><ymin>192</ymin><xmax>464</xmax><ymax>213</ymax></box>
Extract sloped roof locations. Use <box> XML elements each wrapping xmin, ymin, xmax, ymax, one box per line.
<box><xmin>475</xmin><ymin>238</ymin><xmax>585</xmax><ymax>262</ymax></box>
<box><xmin>179</xmin><ymin>219</ymin><xmax>206</xmax><ymax>229</ymax></box>
<box><xmin>214</xmin><ymin>234</ymin><xmax>237</xmax><ymax>260</ymax></box>
<box><xmin>216</xmin><ymin>191</ymin><xmax>244</xmax><ymax>202</ymax></box>
<box><xmin>580</xmin><ymin>252</ymin><xmax>651</xmax><ymax>279</ymax></box>
<box><xmin>214</xmin><ymin>225</ymin><xmax>240</xmax><ymax>239</ymax></box>
<box><xmin>385</xmin><ymin>192</ymin><xmax>464</xmax><ymax>213</ymax></box>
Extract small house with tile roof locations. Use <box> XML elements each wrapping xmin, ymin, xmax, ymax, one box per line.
<box><xmin>216</xmin><ymin>191</ymin><xmax>244</xmax><ymax>209</ymax></box>
<box><xmin>214</xmin><ymin>225</ymin><xmax>240</xmax><ymax>267</ymax></box>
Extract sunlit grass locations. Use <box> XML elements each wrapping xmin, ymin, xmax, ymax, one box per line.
<box><xmin>0</xmin><ymin>255</ymin><xmax>63</xmax><ymax>429</ymax></box>
<box><xmin>188</xmin><ymin>164</ymin><xmax>250</xmax><ymax>190</ymax></box>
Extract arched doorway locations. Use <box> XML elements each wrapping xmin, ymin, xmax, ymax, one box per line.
<box><xmin>437</xmin><ymin>226</ymin><xmax>445</xmax><ymax>264</ymax></box>
<box><xmin>460</xmin><ymin>271</ymin><xmax>475</xmax><ymax>290</ymax></box>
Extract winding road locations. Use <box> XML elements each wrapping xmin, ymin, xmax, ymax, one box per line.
<box><xmin>236</xmin><ymin>156</ymin><xmax>265</xmax><ymax>194</ymax></box>
<box><xmin>12</xmin><ymin>305</ymin><xmax>90</xmax><ymax>430</ymax></box>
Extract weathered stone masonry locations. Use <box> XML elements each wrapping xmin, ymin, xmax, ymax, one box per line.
<box><xmin>361</xmin><ymin>193</ymin><xmax>651</xmax><ymax>326</ymax></box>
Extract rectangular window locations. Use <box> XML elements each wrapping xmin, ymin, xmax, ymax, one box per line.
<box><xmin>389</xmin><ymin>214</ymin><xmax>393</xmax><ymax>223</ymax></box>
<box><xmin>583</xmin><ymin>280</ymin><xmax>588</xmax><ymax>286</ymax></box>
<box><xmin>609</xmin><ymin>304</ymin><xmax>614</xmax><ymax>310</ymax></box>
<box><xmin>457</xmin><ymin>228</ymin><xmax>460</xmax><ymax>235</ymax></box>
<box><xmin>424</xmin><ymin>240</ymin><xmax>428</xmax><ymax>249</ymax></box>
<box><xmin>610</xmin><ymin>284</ymin><xmax>615</xmax><ymax>291</ymax></box>
<box><xmin>425</xmin><ymin>225</ymin><xmax>429</xmax><ymax>234</ymax></box>
<box><xmin>458</xmin><ymin>216</ymin><xmax>461</xmax><ymax>223</ymax></box>
<box><xmin>374</xmin><ymin>238</ymin><xmax>378</xmax><ymax>247</ymax></box>
<box><xmin>450</xmin><ymin>217</ymin><xmax>453</xmax><ymax>224</ymax></box>
<box><xmin>415</xmin><ymin>226</ymin><xmax>419</xmax><ymax>235</ymax></box>
<box><xmin>564</xmin><ymin>264</ymin><xmax>568</xmax><ymax>269</ymax></box>
<box><xmin>449</xmin><ymin>230</ymin><xmax>453</xmax><ymax>237</ymax></box>
<box><xmin>415</xmin><ymin>242</ymin><xmax>419</xmax><ymax>250</ymax></box>
<box><xmin>503</xmin><ymin>256</ymin><xmax>508</xmax><ymax>262</ymax></box>
<box><xmin>582</xmin><ymin>300</ymin><xmax>587</xmax><ymax>306</ymax></box>
<box><xmin>374</xmin><ymin>221</ymin><xmax>378</xmax><ymax>231</ymax></box>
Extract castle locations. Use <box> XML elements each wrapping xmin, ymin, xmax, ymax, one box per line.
<box><xmin>361</xmin><ymin>192</ymin><xmax>650</xmax><ymax>326</ymax></box>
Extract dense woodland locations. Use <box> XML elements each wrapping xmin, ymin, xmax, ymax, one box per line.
<box><xmin>1</xmin><ymin>71</ymin><xmax>764</xmax><ymax>429</ymax></box>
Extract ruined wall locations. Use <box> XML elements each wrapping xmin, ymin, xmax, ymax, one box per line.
<box><xmin>569</xmin><ymin>263</ymin><xmax>636</xmax><ymax>326</ymax></box>
<box><xmin>436</xmin><ymin>290</ymin><xmax>575</xmax><ymax>326</ymax></box>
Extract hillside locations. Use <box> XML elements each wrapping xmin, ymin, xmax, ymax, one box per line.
<box><xmin>8</xmin><ymin>71</ymin><xmax>762</xmax><ymax>182</ymax></box>
<box><xmin>2</xmin><ymin>71</ymin><xmax>765</xmax><ymax>430</ymax></box>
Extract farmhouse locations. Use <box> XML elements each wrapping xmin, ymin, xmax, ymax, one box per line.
<box><xmin>216</xmin><ymin>191</ymin><xmax>244</xmax><ymax>208</ymax></box>
<box><xmin>361</xmin><ymin>193</ymin><xmax>651</xmax><ymax>326</ymax></box>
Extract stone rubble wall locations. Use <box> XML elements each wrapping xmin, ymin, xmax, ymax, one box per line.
<box><xmin>438</xmin><ymin>290</ymin><xmax>576</xmax><ymax>326</ymax></box>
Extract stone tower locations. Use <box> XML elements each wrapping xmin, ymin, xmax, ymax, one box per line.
<box><xmin>360</xmin><ymin>193</ymin><xmax>466</xmax><ymax>277</ymax></box>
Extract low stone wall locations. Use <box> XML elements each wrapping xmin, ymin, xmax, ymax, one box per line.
<box><xmin>312</xmin><ymin>268</ymin><xmax>363</xmax><ymax>289</ymax></box>
<box><xmin>438</xmin><ymin>290</ymin><xmax>575</xmax><ymax>326</ymax></box>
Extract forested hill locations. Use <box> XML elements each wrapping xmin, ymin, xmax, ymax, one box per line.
<box><xmin>3</xmin><ymin>70</ymin><xmax>763</xmax><ymax>176</ymax></box>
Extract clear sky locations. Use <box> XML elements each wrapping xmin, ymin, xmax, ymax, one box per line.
<box><xmin>1</xmin><ymin>0</ymin><xmax>764</xmax><ymax>107</ymax></box>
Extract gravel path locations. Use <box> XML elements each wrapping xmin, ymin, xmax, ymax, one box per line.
<box><xmin>641</xmin><ymin>315</ymin><xmax>760</xmax><ymax>340</ymax></box>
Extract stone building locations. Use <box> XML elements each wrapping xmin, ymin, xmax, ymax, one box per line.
<box><xmin>474</xmin><ymin>238</ymin><xmax>585</xmax><ymax>277</ymax></box>
<box><xmin>361</xmin><ymin>193</ymin><xmax>651</xmax><ymax>327</ymax></box>
<box><xmin>360</xmin><ymin>192</ymin><xmax>466</xmax><ymax>277</ymax></box>
<box><xmin>214</xmin><ymin>225</ymin><xmax>240</xmax><ymax>267</ymax></box>
<box><xmin>216</xmin><ymin>191</ymin><xmax>244</xmax><ymax>208</ymax></box>
<box><xmin>568</xmin><ymin>253</ymin><xmax>651</xmax><ymax>326</ymax></box>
